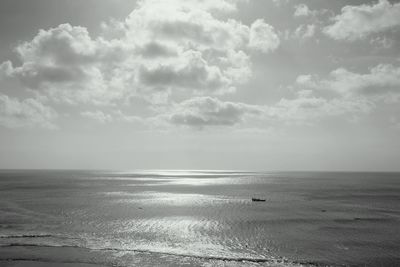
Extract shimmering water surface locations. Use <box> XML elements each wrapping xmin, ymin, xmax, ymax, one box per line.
<box><xmin>0</xmin><ymin>170</ymin><xmax>399</xmax><ymax>266</ymax></box>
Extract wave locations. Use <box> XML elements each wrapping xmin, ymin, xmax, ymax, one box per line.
<box><xmin>0</xmin><ymin>227</ymin><xmax>329</xmax><ymax>267</ymax></box>
<box><xmin>333</xmin><ymin>217</ymin><xmax>397</xmax><ymax>224</ymax></box>
<box><xmin>0</xmin><ymin>258</ymin><xmax>105</xmax><ymax>267</ymax></box>
<box><xmin>0</xmin><ymin>234</ymin><xmax>54</xmax><ymax>239</ymax></box>
<box><xmin>4</xmin><ymin>243</ymin><xmax>327</xmax><ymax>266</ymax></box>
<box><xmin>0</xmin><ymin>243</ymin><xmax>324</xmax><ymax>266</ymax></box>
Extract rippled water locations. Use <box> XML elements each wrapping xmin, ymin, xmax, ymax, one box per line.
<box><xmin>0</xmin><ymin>170</ymin><xmax>399</xmax><ymax>266</ymax></box>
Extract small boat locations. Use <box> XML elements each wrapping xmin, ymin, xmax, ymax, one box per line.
<box><xmin>251</xmin><ymin>198</ymin><xmax>266</xmax><ymax>202</ymax></box>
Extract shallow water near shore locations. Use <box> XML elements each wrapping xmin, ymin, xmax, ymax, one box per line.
<box><xmin>0</xmin><ymin>170</ymin><xmax>399</xmax><ymax>266</ymax></box>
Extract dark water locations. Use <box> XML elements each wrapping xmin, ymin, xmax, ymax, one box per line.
<box><xmin>0</xmin><ymin>170</ymin><xmax>399</xmax><ymax>266</ymax></box>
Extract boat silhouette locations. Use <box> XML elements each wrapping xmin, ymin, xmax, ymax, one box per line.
<box><xmin>251</xmin><ymin>198</ymin><xmax>266</xmax><ymax>202</ymax></box>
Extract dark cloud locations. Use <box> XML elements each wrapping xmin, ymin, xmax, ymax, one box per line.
<box><xmin>140</xmin><ymin>42</ymin><xmax>178</xmax><ymax>58</ymax></box>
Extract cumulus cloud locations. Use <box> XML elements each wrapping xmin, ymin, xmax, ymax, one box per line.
<box><xmin>0</xmin><ymin>61</ymin><xmax>13</xmax><ymax>77</ymax></box>
<box><xmin>369</xmin><ymin>36</ymin><xmax>394</xmax><ymax>49</ymax></box>
<box><xmin>3</xmin><ymin>24</ymin><xmax>128</xmax><ymax>105</ymax></box>
<box><xmin>293</xmin><ymin>24</ymin><xmax>316</xmax><ymax>39</ymax></box>
<box><xmin>324</xmin><ymin>0</ymin><xmax>400</xmax><ymax>41</ymax></box>
<box><xmin>0</xmin><ymin>0</ymin><xmax>279</xmax><ymax>107</ymax></box>
<box><xmin>267</xmin><ymin>92</ymin><xmax>373</xmax><ymax>123</ymax></box>
<box><xmin>296</xmin><ymin>64</ymin><xmax>400</xmax><ymax>100</ymax></box>
<box><xmin>125</xmin><ymin>0</ymin><xmax>250</xmax><ymax>51</ymax></box>
<box><xmin>248</xmin><ymin>19</ymin><xmax>280</xmax><ymax>53</ymax></box>
<box><xmin>138</xmin><ymin>50</ymin><xmax>231</xmax><ymax>93</ymax></box>
<box><xmin>163</xmin><ymin>96</ymin><xmax>264</xmax><ymax>128</ymax></box>
<box><xmin>278</xmin><ymin>63</ymin><xmax>400</xmax><ymax>124</ymax></box>
<box><xmin>0</xmin><ymin>94</ymin><xmax>57</xmax><ymax>129</ymax></box>
<box><xmin>294</xmin><ymin>4</ymin><xmax>315</xmax><ymax>17</ymax></box>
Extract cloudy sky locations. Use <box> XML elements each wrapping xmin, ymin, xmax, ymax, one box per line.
<box><xmin>0</xmin><ymin>0</ymin><xmax>399</xmax><ymax>171</ymax></box>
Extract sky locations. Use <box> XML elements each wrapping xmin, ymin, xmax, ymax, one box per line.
<box><xmin>0</xmin><ymin>0</ymin><xmax>399</xmax><ymax>171</ymax></box>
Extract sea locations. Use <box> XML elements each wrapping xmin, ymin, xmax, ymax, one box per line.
<box><xmin>0</xmin><ymin>170</ymin><xmax>399</xmax><ymax>267</ymax></box>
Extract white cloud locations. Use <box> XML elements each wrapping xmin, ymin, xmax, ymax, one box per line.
<box><xmin>3</xmin><ymin>24</ymin><xmax>129</xmax><ymax>105</ymax></box>
<box><xmin>294</xmin><ymin>4</ymin><xmax>315</xmax><ymax>17</ymax></box>
<box><xmin>324</xmin><ymin>0</ymin><xmax>400</xmax><ymax>41</ymax></box>
<box><xmin>125</xmin><ymin>0</ymin><xmax>250</xmax><ymax>51</ymax></box>
<box><xmin>0</xmin><ymin>61</ymin><xmax>13</xmax><ymax>77</ymax></box>
<box><xmin>138</xmin><ymin>50</ymin><xmax>232</xmax><ymax>94</ymax></box>
<box><xmin>293</xmin><ymin>24</ymin><xmax>316</xmax><ymax>39</ymax></box>
<box><xmin>370</xmin><ymin>36</ymin><xmax>394</xmax><ymax>49</ymax></box>
<box><xmin>267</xmin><ymin>92</ymin><xmax>373</xmax><ymax>123</ymax></box>
<box><xmin>297</xmin><ymin>64</ymin><xmax>400</xmax><ymax>101</ymax></box>
<box><xmin>0</xmin><ymin>94</ymin><xmax>57</xmax><ymax>129</ymax></box>
<box><xmin>284</xmin><ymin>63</ymin><xmax>400</xmax><ymax>124</ymax></box>
<box><xmin>0</xmin><ymin>0</ymin><xmax>279</xmax><ymax>107</ymax></box>
<box><xmin>163</xmin><ymin>96</ymin><xmax>264</xmax><ymax>128</ymax></box>
<box><xmin>248</xmin><ymin>19</ymin><xmax>280</xmax><ymax>53</ymax></box>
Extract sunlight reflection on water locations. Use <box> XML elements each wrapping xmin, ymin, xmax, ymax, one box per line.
<box><xmin>102</xmin><ymin>191</ymin><xmax>241</xmax><ymax>206</ymax></box>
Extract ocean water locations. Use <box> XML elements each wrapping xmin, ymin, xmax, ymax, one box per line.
<box><xmin>0</xmin><ymin>170</ymin><xmax>399</xmax><ymax>266</ymax></box>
